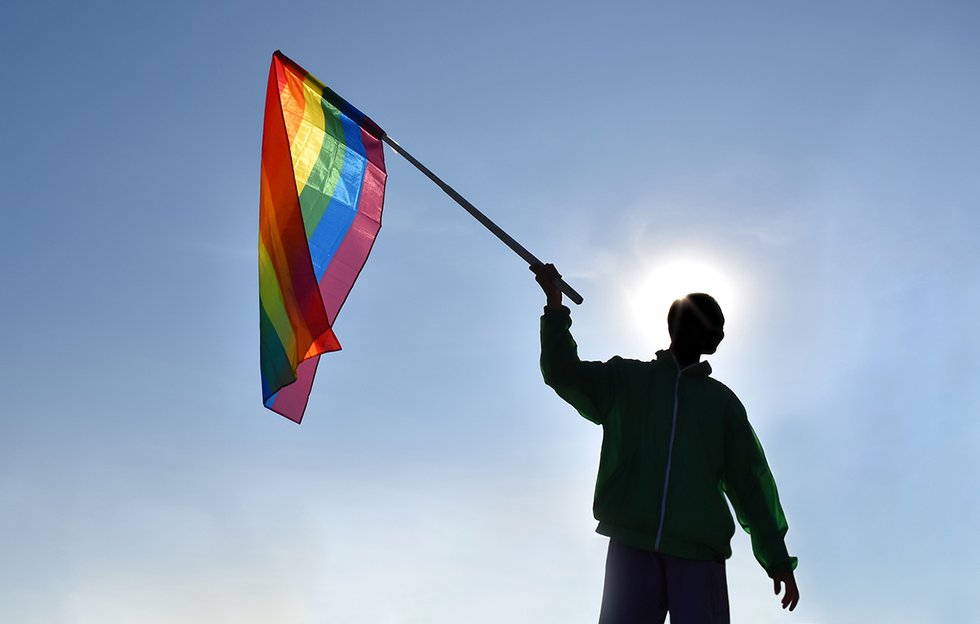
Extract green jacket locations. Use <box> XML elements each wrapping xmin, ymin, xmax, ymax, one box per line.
<box><xmin>540</xmin><ymin>306</ymin><xmax>797</xmax><ymax>577</ymax></box>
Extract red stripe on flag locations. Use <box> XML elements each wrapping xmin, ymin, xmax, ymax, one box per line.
<box><xmin>260</xmin><ymin>55</ymin><xmax>340</xmax><ymax>422</ymax></box>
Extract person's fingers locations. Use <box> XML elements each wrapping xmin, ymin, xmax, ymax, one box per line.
<box><xmin>531</xmin><ymin>263</ymin><xmax>561</xmax><ymax>283</ymax></box>
<box><xmin>778</xmin><ymin>579</ymin><xmax>800</xmax><ymax>610</ymax></box>
<box><xmin>773</xmin><ymin>579</ymin><xmax>780</xmax><ymax>595</ymax></box>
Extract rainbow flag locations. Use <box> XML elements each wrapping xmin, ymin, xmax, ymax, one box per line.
<box><xmin>259</xmin><ymin>51</ymin><xmax>387</xmax><ymax>423</ymax></box>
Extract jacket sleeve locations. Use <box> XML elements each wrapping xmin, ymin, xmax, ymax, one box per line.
<box><xmin>539</xmin><ymin>306</ymin><xmax>616</xmax><ymax>425</ymax></box>
<box><xmin>721</xmin><ymin>397</ymin><xmax>798</xmax><ymax>577</ymax></box>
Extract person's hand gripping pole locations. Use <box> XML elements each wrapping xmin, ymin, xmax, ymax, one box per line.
<box><xmin>530</xmin><ymin>263</ymin><xmax>565</xmax><ymax>309</ymax></box>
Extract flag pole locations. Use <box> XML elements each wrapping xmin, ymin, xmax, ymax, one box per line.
<box><xmin>382</xmin><ymin>134</ymin><xmax>584</xmax><ymax>305</ymax></box>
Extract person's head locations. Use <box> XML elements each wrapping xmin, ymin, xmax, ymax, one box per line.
<box><xmin>667</xmin><ymin>293</ymin><xmax>725</xmax><ymax>355</ymax></box>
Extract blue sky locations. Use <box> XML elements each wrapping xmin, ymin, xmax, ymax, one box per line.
<box><xmin>2</xmin><ymin>1</ymin><xmax>978</xmax><ymax>622</ymax></box>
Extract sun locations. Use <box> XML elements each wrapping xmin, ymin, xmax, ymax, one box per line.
<box><xmin>628</xmin><ymin>255</ymin><xmax>739</xmax><ymax>346</ymax></box>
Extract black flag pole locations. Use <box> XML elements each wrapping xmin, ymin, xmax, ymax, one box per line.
<box><xmin>382</xmin><ymin>134</ymin><xmax>584</xmax><ymax>305</ymax></box>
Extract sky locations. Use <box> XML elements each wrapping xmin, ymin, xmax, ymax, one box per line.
<box><xmin>1</xmin><ymin>1</ymin><xmax>979</xmax><ymax>622</ymax></box>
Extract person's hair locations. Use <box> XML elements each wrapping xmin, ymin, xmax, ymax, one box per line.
<box><xmin>667</xmin><ymin>293</ymin><xmax>724</xmax><ymax>336</ymax></box>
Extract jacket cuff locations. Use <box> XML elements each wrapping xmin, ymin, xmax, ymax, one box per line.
<box><xmin>764</xmin><ymin>552</ymin><xmax>799</xmax><ymax>578</ymax></box>
<box><xmin>542</xmin><ymin>304</ymin><xmax>571</xmax><ymax>316</ymax></box>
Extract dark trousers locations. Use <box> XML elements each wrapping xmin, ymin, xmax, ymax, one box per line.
<box><xmin>598</xmin><ymin>539</ymin><xmax>730</xmax><ymax>624</ymax></box>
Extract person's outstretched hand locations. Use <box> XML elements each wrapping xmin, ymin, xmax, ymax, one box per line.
<box><xmin>773</xmin><ymin>570</ymin><xmax>800</xmax><ymax>611</ymax></box>
<box><xmin>530</xmin><ymin>262</ymin><xmax>563</xmax><ymax>308</ymax></box>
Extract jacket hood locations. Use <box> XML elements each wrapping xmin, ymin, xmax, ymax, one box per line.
<box><xmin>656</xmin><ymin>349</ymin><xmax>712</xmax><ymax>378</ymax></box>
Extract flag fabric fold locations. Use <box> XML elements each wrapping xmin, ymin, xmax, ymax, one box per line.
<box><xmin>259</xmin><ymin>50</ymin><xmax>387</xmax><ymax>423</ymax></box>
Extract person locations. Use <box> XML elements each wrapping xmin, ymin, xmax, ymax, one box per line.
<box><xmin>531</xmin><ymin>262</ymin><xmax>799</xmax><ymax>624</ymax></box>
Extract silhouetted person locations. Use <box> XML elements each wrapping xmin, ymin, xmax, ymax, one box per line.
<box><xmin>532</xmin><ymin>263</ymin><xmax>799</xmax><ymax>624</ymax></box>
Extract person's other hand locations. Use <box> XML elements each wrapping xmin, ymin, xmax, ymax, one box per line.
<box><xmin>530</xmin><ymin>263</ymin><xmax>563</xmax><ymax>307</ymax></box>
<box><xmin>773</xmin><ymin>570</ymin><xmax>800</xmax><ymax>611</ymax></box>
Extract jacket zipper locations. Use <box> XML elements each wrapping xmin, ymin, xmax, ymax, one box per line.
<box><xmin>655</xmin><ymin>363</ymin><xmax>687</xmax><ymax>551</ymax></box>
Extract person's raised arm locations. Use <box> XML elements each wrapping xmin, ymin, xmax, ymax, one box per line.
<box><xmin>531</xmin><ymin>263</ymin><xmax>617</xmax><ymax>425</ymax></box>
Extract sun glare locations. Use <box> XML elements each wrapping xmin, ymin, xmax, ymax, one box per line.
<box><xmin>628</xmin><ymin>256</ymin><xmax>739</xmax><ymax>346</ymax></box>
